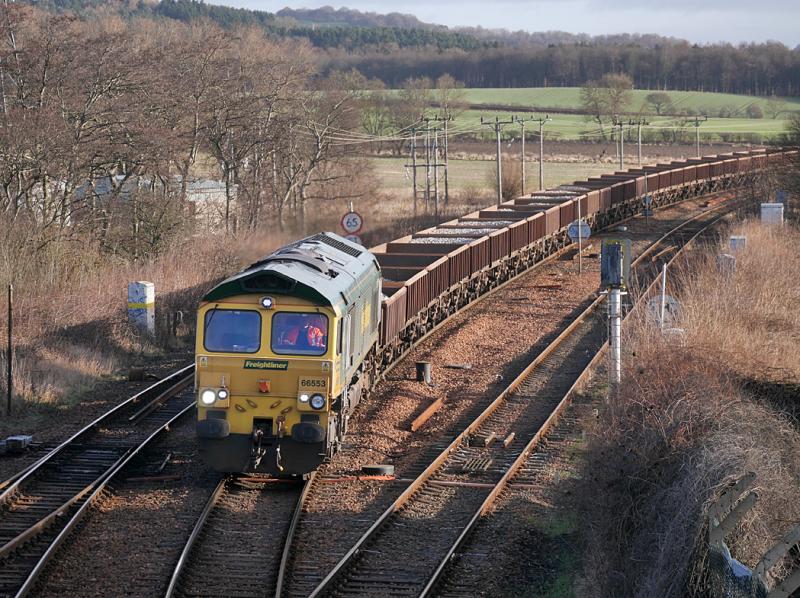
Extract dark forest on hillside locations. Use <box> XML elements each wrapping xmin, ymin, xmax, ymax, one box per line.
<box><xmin>20</xmin><ymin>0</ymin><xmax>800</xmax><ymax>96</ymax></box>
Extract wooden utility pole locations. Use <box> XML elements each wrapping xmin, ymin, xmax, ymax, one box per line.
<box><xmin>444</xmin><ymin>119</ymin><xmax>450</xmax><ymax>205</ymax></box>
<box><xmin>6</xmin><ymin>283</ymin><xmax>11</xmax><ymax>416</ymax></box>
<box><xmin>482</xmin><ymin>116</ymin><xmax>516</xmax><ymax>205</ymax></box>
<box><xmin>423</xmin><ymin>115</ymin><xmax>453</xmax><ymax>206</ymax></box>
<box><xmin>514</xmin><ymin>115</ymin><xmax>536</xmax><ymax>195</ymax></box>
<box><xmin>613</xmin><ymin>116</ymin><xmax>625</xmax><ymax>170</ymax></box>
<box><xmin>424</xmin><ymin>127</ymin><xmax>431</xmax><ymax>207</ymax></box>
<box><xmin>433</xmin><ymin>128</ymin><xmax>440</xmax><ymax>215</ymax></box>
<box><xmin>693</xmin><ymin>115</ymin><xmax>708</xmax><ymax>157</ymax></box>
<box><xmin>410</xmin><ymin>128</ymin><xmax>418</xmax><ymax>214</ymax></box>
<box><xmin>537</xmin><ymin>115</ymin><xmax>551</xmax><ymax>190</ymax></box>
<box><xmin>628</xmin><ymin>118</ymin><xmax>649</xmax><ymax>166</ymax></box>
<box><xmin>407</xmin><ymin>119</ymin><xmax>447</xmax><ymax>214</ymax></box>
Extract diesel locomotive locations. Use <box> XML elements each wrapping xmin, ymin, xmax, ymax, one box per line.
<box><xmin>195</xmin><ymin>233</ymin><xmax>382</xmax><ymax>476</ymax></box>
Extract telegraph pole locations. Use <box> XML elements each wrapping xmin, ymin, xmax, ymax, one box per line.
<box><xmin>536</xmin><ymin>115</ymin><xmax>551</xmax><ymax>190</ymax></box>
<box><xmin>613</xmin><ymin>116</ymin><xmax>625</xmax><ymax>170</ymax></box>
<box><xmin>423</xmin><ymin>115</ymin><xmax>453</xmax><ymax>207</ymax></box>
<box><xmin>6</xmin><ymin>283</ymin><xmax>12</xmax><ymax>416</ymax></box>
<box><xmin>410</xmin><ymin>128</ymin><xmax>418</xmax><ymax>214</ymax></box>
<box><xmin>514</xmin><ymin>115</ymin><xmax>536</xmax><ymax>196</ymax></box>
<box><xmin>443</xmin><ymin>118</ymin><xmax>450</xmax><ymax>205</ymax></box>
<box><xmin>433</xmin><ymin>128</ymin><xmax>440</xmax><ymax>215</ymax></box>
<box><xmin>520</xmin><ymin>119</ymin><xmax>526</xmax><ymax>195</ymax></box>
<box><xmin>482</xmin><ymin>116</ymin><xmax>516</xmax><ymax>206</ymax></box>
<box><xmin>693</xmin><ymin>115</ymin><xmax>708</xmax><ymax>157</ymax></box>
<box><xmin>424</xmin><ymin>127</ymin><xmax>431</xmax><ymax>207</ymax></box>
<box><xmin>629</xmin><ymin>118</ymin><xmax>649</xmax><ymax>166</ymax></box>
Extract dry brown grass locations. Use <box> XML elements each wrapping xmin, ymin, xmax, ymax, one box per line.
<box><xmin>0</xmin><ymin>183</ymin><xmax>492</xmax><ymax>420</ymax></box>
<box><xmin>575</xmin><ymin>220</ymin><xmax>800</xmax><ymax>597</ymax></box>
<box><xmin>0</xmin><ymin>231</ymin><xmax>295</xmax><ymax>413</ymax></box>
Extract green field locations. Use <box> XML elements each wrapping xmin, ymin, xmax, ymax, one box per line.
<box><xmin>398</xmin><ymin>87</ymin><xmax>798</xmax><ymax>141</ymax></box>
<box><xmin>459</xmin><ymin>87</ymin><xmax>800</xmax><ymax>115</ymax></box>
<box><xmin>371</xmin><ymin>157</ymin><xmax>612</xmax><ymax>193</ymax></box>
<box><xmin>451</xmin><ymin>109</ymin><xmax>790</xmax><ymax>141</ymax></box>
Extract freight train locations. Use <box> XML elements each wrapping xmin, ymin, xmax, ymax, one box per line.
<box><xmin>194</xmin><ymin>148</ymin><xmax>793</xmax><ymax>476</ymax></box>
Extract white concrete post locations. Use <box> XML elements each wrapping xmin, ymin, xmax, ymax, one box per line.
<box><xmin>128</xmin><ymin>281</ymin><xmax>155</xmax><ymax>335</ymax></box>
<box><xmin>760</xmin><ymin>203</ymin><xmax>784</xmax><ymax>225</ymax></box>
<box><xmin>717</xmin><ymin>254</ymin><xmax>736</xmax><ymax>276</ymax></box>
<box><xmin>610</xmin><ymin>287</ymin><xmax>622</xmax><ymax>385</ymax></box>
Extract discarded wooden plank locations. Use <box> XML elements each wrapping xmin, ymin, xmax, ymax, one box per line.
<box><xmin>410</xmin><ymin>397</ymin><xmax>444</xmax><ymax>432</ymax></box>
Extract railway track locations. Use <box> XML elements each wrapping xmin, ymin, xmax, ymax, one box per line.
<box><xmin>20</xmin><ymin>195</ymin><xmax>736</xmax><ymax>596</ymax></box>
<box><xmin>304</xmin><ymin>202</ymin><xmax>733</xmax><ymax>598</ymax></box>
<box><xmin>0</xmin><ymin>365</ymin><xmax>196</xmax><ymax>597</ymax></box>
<box><xmin>430</xmin><ymin>201</ymin><xmax>731</xmax><ymax>597</ymax></box>
<box><xmin>165</xmin><ymin>472</ymin><xmax>314</xmax><ymax>598</ymax></box>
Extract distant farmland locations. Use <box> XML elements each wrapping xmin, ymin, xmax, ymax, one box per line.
<box><xmin>459</xmin><ymin>87</ymin><xmax>800</xmax><ymax>115</ymax></box>
<box><xmin>411</xmin><ymin>88</ymin><xmax>798</xmax><ymax>141</ymax></box>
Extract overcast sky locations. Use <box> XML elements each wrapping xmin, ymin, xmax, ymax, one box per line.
<box><xmin>209</xmin><ymin>0</ymin><xmax>798</xmax><ymax>46</ymax></box>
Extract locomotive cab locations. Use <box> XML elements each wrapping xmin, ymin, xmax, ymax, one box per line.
<box><xmin>195</xmin><ymin>233</ymin><xmax>381</xmax><ymax>476</ymax></box>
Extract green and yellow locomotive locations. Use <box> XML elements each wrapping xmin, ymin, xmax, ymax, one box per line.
<box><xmin>195</xmin><ymin>233</ymin><xmax>381</xmax><ymax>476</ymax></box>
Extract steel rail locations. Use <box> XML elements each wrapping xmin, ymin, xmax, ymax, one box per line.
<box><xmin>275</xmin><ymin>472</ymin><xmax>317</xmax><ymax>598</ymax></box>
<box><xmin>164</xmin><ymin>472</ymin><xmax>315</xmax><ymax>598</ymax></box>
<box><xmin>418</xmin><ymin>204</ymin><xmax>735</xmax><ymax>597</ymax></box>
<box><xmin>0</xmin><ymin>364</ymin><xmax>194</xmax><ymax>504</ymax></box>
<box><xmin>164</xmin><ymin>476</ymin><xmax>229</xmax><ymax>598</ymax></box>
<box><xmin>0</xmin><ymin>371</ymin><xmax>195</xmax><ymax>556</ymax></box>
<box><xmin>307</xmin><ymin>197</ymin><xmax>739</xmax><ymax>598</ymax></box>
<box><xmin>15</xmin><ymin>400</ymin><xmax>197</xmax><ymax>598</ymax></box>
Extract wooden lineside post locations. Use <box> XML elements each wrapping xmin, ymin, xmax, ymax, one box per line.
<box><xmin>6</xmin><ymin>283</ymin><xmax>11</xmax><ymax>416</ymax></box>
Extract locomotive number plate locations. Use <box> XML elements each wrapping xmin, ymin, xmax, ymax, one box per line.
<box><xmin>298</xmin><ymin>377</ymin><xmax>329</xmax><ymax>392</ymax></box>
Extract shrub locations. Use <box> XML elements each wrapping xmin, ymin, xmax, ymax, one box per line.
<box><xmin>747</xmin><ymin>104</ymin><xmax>764</xmax><ymax>119</ymax></box>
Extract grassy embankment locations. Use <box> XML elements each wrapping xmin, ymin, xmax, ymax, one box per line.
<box><xmin>573</xmin><ymin>220</ymin><xmax>800</xmax><ymax>596</ymax></box>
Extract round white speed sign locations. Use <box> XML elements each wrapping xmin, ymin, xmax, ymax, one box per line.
<box><xmin>341</xmin><ymin>211</ymin><xmax>363</xmax><ymax>234</ymax></box>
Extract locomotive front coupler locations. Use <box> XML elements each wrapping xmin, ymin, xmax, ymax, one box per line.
<box><xmin>251</xmin><ymin>429</ymin><xmax>267</xmax><ymax>470</ymax></box>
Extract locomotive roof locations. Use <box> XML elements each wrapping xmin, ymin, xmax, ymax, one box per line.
<box><xmin>202</xmin><ymin>232</ymin><xmax>380</xmax><ymax>312</ymax></box>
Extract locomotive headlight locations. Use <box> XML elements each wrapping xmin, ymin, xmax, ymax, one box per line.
<box><xmin>259</xmin><ymin>296</ymin><xmax>275</xmax><ymax>309</ymax></box>
<box><xmin>200</xmin><ymin>389</ymin><xmax>217</xmax><ymax>406</ymax></box>
<box><xmin>298</xmin><ymin>393</ymin><xmax>310</xmax><ymax>403</ymax></box>
<box><xmin>217</xmin><ymin>388</ymin><xmax>229</xmax><ymax>400</ymax></box>
<box><xmin>310</xmin><ymin>394</ymin><xmax>326</xmax><ymax>410</ymax></box>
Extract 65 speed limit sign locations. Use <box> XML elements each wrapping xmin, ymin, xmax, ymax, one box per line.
<box><xmin>341</xmin><ymin>211</ymin><xmax>363</xmax><ymax>235</ymax></box>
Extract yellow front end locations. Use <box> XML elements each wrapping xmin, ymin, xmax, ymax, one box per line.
<box><xmin>195</xmin><ymin>295</ymin><xmax>341</xmax><ymax>475</ymax></box>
